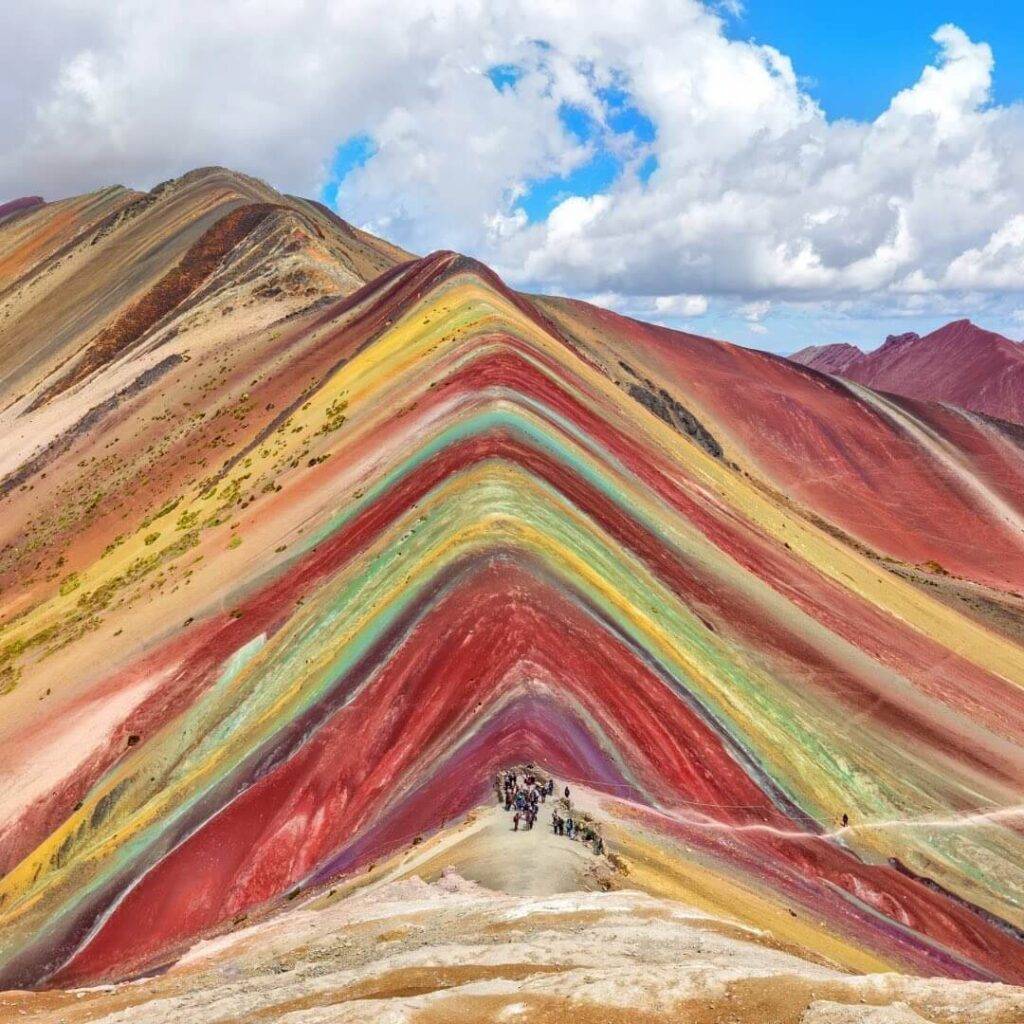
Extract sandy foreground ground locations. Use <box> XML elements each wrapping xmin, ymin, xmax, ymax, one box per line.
<box><xmin>3</xmin><ymin>804</ymin><xmax>1024</xmax><ymax>1024</ymax></box>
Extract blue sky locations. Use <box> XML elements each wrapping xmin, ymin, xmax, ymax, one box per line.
<box><xmin>506</xmin><ymin>84</ymin><xmax>658</xmax><ymax>223</ymax></box>
<box><xmin>733</xmin><ymin>3</ymin><xmax>1024</xmax><ymax>121</ymax></box>
<box><xmin>722</xmin><ymin>2</ymin><xmax>1024</xmax><ymax>348</ymax></box>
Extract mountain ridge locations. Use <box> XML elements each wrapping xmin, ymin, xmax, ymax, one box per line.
<box><xmin>2</xmin><ymin>168</ymin><xmax>1024</xmax><ymax>1009</ymax></box>
<box><xmin>791</xmin><ymin>319</ymin><xmax>1024</xmax><ymax>426</ymax></box>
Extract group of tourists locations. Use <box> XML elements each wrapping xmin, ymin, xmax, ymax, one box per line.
<box><xmin>494</xmin><ymin>767</ymin><xmax>605</xmax><ymax>855</ymax></box>
<box><xmin>498</xmin><ymin>768</ymin><xmax>555</xmax><ymax>830</ymax></box>
<box><xmin>549</xmin><ymin>809</ymin><xmax>604</xmax><ymax>855</ymax></box>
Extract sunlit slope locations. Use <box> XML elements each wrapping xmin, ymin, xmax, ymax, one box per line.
<box><xmin>0</xmin><ymin>215</ymin><xmax>1023</xmax><ymax>990</ymax></box>
<box><xmin>539</xmin><ymin>294</ymin><xmax>1024</xmax><ymax>590</ymax></box>
<box><xmin>0</xmin><ymin>167</ymin><xmax>413</xmax><ymax>616</ymax></box>
<box><xmin>0</xmin><ymin>166</ymin><xmax>410</xmax><ymax>403</ymax></box>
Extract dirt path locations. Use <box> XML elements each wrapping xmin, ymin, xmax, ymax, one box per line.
<box><xmin>346</xmin><ymin>780</ymin><xmax>608</xmax><ymax>901</ymax></box>
<box><xmin>468</xmin><ymin>798</ymin><xmax>598</xmax><ymax>896</ymax></box>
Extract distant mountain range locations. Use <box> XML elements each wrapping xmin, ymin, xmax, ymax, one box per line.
<box><xmin>791</xmin><ymin>320</ymin><xmax>1024</xmax><ymax>426</ymax></box>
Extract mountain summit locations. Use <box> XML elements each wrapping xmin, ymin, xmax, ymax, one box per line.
<box><xmin>791</xmin><ymin>319</ymin><xmax>1024</xmax><ymax>425</ymax></box>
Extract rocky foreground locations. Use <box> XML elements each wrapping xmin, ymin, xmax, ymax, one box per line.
<box><xmin>4</xmin><ymin>805</ymin><xmax>1024</xmax><ymax>1024</ymax></box>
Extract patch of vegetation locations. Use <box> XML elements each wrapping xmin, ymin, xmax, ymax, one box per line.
<box><xmin>0</xmin><ymin>663</ymin><xmax>21</xmax><ymax>695</ymax></box>
<box><xmin>141</xmin><ymin>497</ymin><xmax>181</xmax><ymax>528</ymax></box>
<box><xmin>102</xmin><ymin>534</ymin><xmax>126</xmax><ymax>558</ymax></box>
<box><xmin>317</xmin><ymin>396</ymin><xmax>348</xmax><ymax>435</ymax></box>
<box><xmin>59</xmin><ymin>573</ymin><xmax>82</xmax><ymax>596</ymax></box>
<box><xmin>176</xmin><ymin>508</ymin><xmax>201</xmax><ymax>531</ymax></box>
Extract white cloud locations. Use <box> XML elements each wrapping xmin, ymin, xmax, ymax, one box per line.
<box><xmin>654</xmin><ymin>294</ymin><xmax>709</xmax><ymax>317</ymax></box>
<box><xmin>584</xmin><ymin>291</ymin><xmax>626</xmax><ymax>312</ymax></box>
<box><xmin>943</xmin><ymin>215</ymin><xmax>1024</xmax><ymax>290</ymax></box>
<box><xmin>2</xmin><ymin>3</ymin><xmax>1023</xmax><ymax>345</ymax></box>
<box><xmin>741</xmin><ymin>300</ymin><xmax>771</xmax><ymax>322</ymax></box>
<box><xmin>882</xmin><ymin>25</ymin><xmax>992</xmax><ymax>135</ymax></box>
<box><xmin>496</xmin><ymin>20</ymin><xmax>1024</xmax><ymax>316</ymax></box>
<box><xmin>0</xmin><ymin>0</ymin><xmax>594</xmax><ymax>253</ymax></box>
<box><xmin>743</xmin><ymin>300</ymin><xmax>770</xmax><ymax>334</ymax></box>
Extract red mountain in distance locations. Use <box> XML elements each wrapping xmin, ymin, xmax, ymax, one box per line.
<box><xmin>0</xmin><ymin>196</ymin><xmax>45</xmax><ymax>223</ymax></box>
<box><xmin>791</xmin><ymin>320</ymin><xmax>1024</xmax><ymax>426</ymax></box>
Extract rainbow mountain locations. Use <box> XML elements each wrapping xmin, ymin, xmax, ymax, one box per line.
<box><xmin>2</xmin><ymin>168</ymin><xmax>1024</xmax><ymax>1009</ymax></box>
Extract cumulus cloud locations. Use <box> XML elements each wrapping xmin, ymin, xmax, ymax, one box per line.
<box><xmin>740</xmin><ymin>301</ymin><xmax>771</xmax><ymax>334</ymax></box>
<box><xmin>741</xmin><ymin>301</ymin><xmax>771</xmax><ymax>321</ymax></box>
<box><xmin>500</xmin><ymin>21</ymin><xmax>1024</xmax><ymax>310</ymax></box>
<box><xmin>654</xmin><ymin>294</ymin><xmax>709</xmax><ymax>317</ymax></box>
<box><xmin>2</xmin><ymin>2</ymin><xmax>1023</xmax><ymax>340</ymax></box>
<box><xmin>578</xmin><ymin>291</ymin><xmax>707</xmax><ymax>325</ymax></box>
<box><xmin>943</xmin><ymin>216</ymin><xmax>1024</xmax><ymax>290</ymax></box>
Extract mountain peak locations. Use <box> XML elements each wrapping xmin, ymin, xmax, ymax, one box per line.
<box><xmin>880</xmin><ymin>331</ymin><xmax>920</xmax><ymax>350</ymax></box>
<box><xmin>789</xmin><ymin>341</ymin><xmax>863</xmax><ymax>374</ymax></box>
<box><xmin>0</xmin><ymin>196</ymin><xmax>44</xmax><ymax>222</ymax></box>
<box><xmin>924</xmin><ymin>318</ymin><xmax>1012</xmax><ymax>347</ymax></box>
<box><xmin>789</xmin><ymin>317</ymin><xmax>1024</xmax><ymax>425</ymax></box>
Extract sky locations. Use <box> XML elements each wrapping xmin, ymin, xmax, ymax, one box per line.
<box><xmin>2</xmin><ymin>1</ymin><xmax>1024</xmax><ymax>354</ymax></box>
